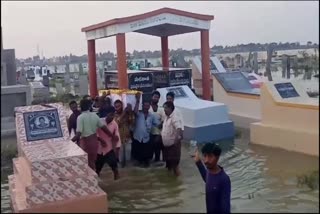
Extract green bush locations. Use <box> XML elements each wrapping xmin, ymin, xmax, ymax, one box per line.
<box><xmin>31</xmin><ymin>93</ymin><xmax>81</xmax><ymax>105</ymax></box>
<box><xmin>297</xmin><ymin>170</ymin><xmax>319</xmax><ymax>190</ymax></box>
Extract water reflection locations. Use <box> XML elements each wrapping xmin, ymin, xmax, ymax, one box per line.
<box><xmin>1</xmin><ymin>130</ymin><xmax>319</xmax><ymax>213</ymax></box>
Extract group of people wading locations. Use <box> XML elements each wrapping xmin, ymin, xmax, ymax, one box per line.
<box><xmin>68</xmin><ymin>90</ymin><xmax>184</xmax><ymax>179</ymax></box>
<box><xmin>67</xmin><ymin>90</ymin><xmax>231</xmax><ymax>213</ymax></box>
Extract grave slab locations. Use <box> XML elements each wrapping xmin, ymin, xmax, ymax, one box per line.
<box><xmin>9</xmin><ymin>103</ymin><xmax>108</xmax><ymax>212</ymax></box>
<box><xmin>157</xmin><ymin>85</ymin><xmax>234</xmax><ymax>143</ymax></box>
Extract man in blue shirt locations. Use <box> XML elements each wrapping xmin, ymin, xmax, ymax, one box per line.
<box><xmin>194</xmin><ymin>143</ymin><xmax>231</xmax><ymax>213</ymax></box>
<box><xmin>133</xmin><ymin>98</ymin><xmax>159</xmax><ymax>168</ymax></box>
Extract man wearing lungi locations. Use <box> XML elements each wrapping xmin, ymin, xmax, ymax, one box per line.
<box><xmin>161</xmin><ymin>101</ymin><xmax>184</xmax><ymax>176</ymax></box>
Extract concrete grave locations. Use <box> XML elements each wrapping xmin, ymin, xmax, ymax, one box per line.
<box><xmin>18</xmin><ymin>69</ymin><xmax>28</xmax><ymax>85</ymax></box>
<box><xmin>29</xmin><ymin>81</ymin><xmax>50</xmax><ymax>100</ymax></box>
<box><xmin>157</xmin><ymin>85</ymin><xmax>234</xmax><ymax>143</ymax></box>
<box><xmin>1</xmin><ymin>85</ymin><xmax>32</xmax><ymax>137</ymax></box>
<box><xmin>79</xmin><ymin>75</ymin><xmax>89</xmax><ymax>96</ymax></box>
<box><xmin>9</xmin><ymin>103</ymin><xmax>108</xmax><ymax>213</ymax></box>
<box><xmin>55</xmin><ymin>82</ymin><xmax>64</xmax><ymax>95</ymax></box>
<box><xmin>1</xmin><ymin>63</ymin><xmax>7</xmax><ymax>86</ymax></box>
<box><xmin>212</xmin><ymin>72</ymin><xmax>261</xmax><ymax>129</ymax></box>
<box><xmin>250</xmin><ymin>80</ymin><xmax>319</xmax><ymax>156</ymax></box>
<box><xmin>2</xmin><ymin>49</ymin><xmax>17</xmax><ymax>85</ymax></box>
<box><xmin>97</xmin><ymin>72</ymin><xmax>103</xmax><ymax>90</ymax></box>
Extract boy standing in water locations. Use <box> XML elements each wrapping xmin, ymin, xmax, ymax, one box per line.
<box><xmin>194</xmin><ymin>143</ymin><xmax>231</xmax><ymax>213</ymax></box>
<box><xmin>96</xmin><ymin>109</ymin><xmax>120</xmax><ymax>180</ymax></box>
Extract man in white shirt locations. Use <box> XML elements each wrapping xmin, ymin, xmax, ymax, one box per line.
<box><xmin>149</xmin><ymin>91</ymin><xmax>165</xmax><ymax>163</ymax></box>
<box><xmin>161</xmin><ymin>101</ymin><xmax>183</xmax><ymax>176</ymax></box>
<box><xmin>166</xmin><ymin>92</ymin><xmax>184</xmax><ymax>130</ymax></box>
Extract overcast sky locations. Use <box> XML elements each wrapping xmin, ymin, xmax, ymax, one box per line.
<box><xmin>1</xmin><ymin>1</ymin><xmax>319</xmax><ymax>59</ymax></box>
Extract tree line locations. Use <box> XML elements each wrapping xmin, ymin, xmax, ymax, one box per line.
<box><xmin>17</xmin><ymin>42</ymin><xmax>318</xmax><ymax>67</ymax></box>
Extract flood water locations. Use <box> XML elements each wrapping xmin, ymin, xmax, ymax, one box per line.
<box><xmin>1</xmin><ymin>130</ymin><xmax>319</xmax><ymax>213</ymax></box>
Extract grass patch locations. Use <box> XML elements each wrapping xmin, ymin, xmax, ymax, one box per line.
<box><xmin>297</xmin><ymin>170</ymin><xmax>319</xmax><ymax>190</ymax></box>
<box><xmin>31</xmin><ymin>93</ymin><xmax>81</xmax><ymax>105</ymax></box>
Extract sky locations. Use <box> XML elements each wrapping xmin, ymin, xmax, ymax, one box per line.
<box><xmin>1</xmin><ymin>1</ymin><xmax>319</xmax><ymax>59</ymax></box>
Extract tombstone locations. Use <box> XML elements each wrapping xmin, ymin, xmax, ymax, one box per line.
<box><xmin>30</xmin><ymin>82</ymin><xmax>50</xmax><ymax>101</ymax></box>
<box><xmin>79</xmin><ymin>75</ymin><xmax>89</xmax><ymax>96</ymax></box>
<box><xmin>65</xmin><ymin>84</ymin><xmax>71</xmax><ymax>94</ymax></box>
<box><xmin>19</xmin><ymin>69</ymin><xmax>28</xmax><ymax>85</ymax></box>
<box><xmin>97</xmin><ymin>72</ymin><xmax>103</xmax><ymax>90</ymax></box>
<box><xmin>42</xmin><ymin>75</ymin><xmax>49</xmax><ymax>87</ymax></box>
<box><xmin>2</xmin><ymin>49</ymin><xmax>17</xmax><ymax>85</ymax></box>
<box><xmin>73</xmin><ymin>83</ymin><xmax>80</xmax><ymax>95</ymax></box>
<box><xmin>253</xmin><ymin>52</ymin><xmax>258</xmax><ymax>74</ymax></box>
<box><xmin>250</xmin><ymin>81</ymin><xmax>319</xmax><ymax>156</ymax></box>
<box><xmin>212</xmin><ymin>72</ymin><xmax>261</xmax><ymax>128</ymax></box>
<box><xmin>1</xmin><ymin>63</ymin><xmax>7</xmax><ymax>86</ymax></box>
<box><xmin>292</xmin><ymin>57</ymin><xmax>299</xmax><ymax>77</ymax></box>
<box><xmin>281</xmin><ymin>56</ymin><xmax>287</xmax><ymax>78</ymax></box>
<box><xmin>9</xmin><ymin>103</ymin><xmax>108</xmax><ymax>212</ymax></box>
<box><xmin>1</xmin><ymin>28</ymin><xmax>32</xmax><ymax>137</ymax></box>
<box><xmin>55</xmin><ymin>82</ymin><xmax>64</xmax><ymax>95</ymax></box>
<box><xmin>286</xmin><ymin>56</ymin><xmax>291</xmax><ymax>79</ymax></box>
<box><xmin>64</xmin><ymin>73</ymin><xmax>71</xmax><ymax>85</ymax></box>
<box><xmin>157</xmin><ymin>85</ymin><xmax>234</xmax><ymax>143</ymax></box>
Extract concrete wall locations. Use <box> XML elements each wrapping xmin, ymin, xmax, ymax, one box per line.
<box><xmin>2</xmin><ymin>49</ymin><xmax>17</xmax><ymax>85</ymax></box>
<box><xmin>212</xmin><ymin>76</ymin><xmax>261</xmax><ymax>128</ymax></box>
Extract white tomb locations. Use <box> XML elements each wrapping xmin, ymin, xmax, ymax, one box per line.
<box><xmin>157</xmin><ymin>85</ymin><xmax>234</xmax><ymax>143</ymax></box>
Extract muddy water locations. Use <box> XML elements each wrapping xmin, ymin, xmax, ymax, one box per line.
<box><xmin>1</xmin><ymin>130</ymin><xmax>319</xmax><ymax>213</ymax></box>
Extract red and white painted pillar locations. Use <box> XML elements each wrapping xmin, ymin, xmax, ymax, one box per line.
<box><xmin>161</xmin><ymin>36</ymin><xmax>169</xmax><ymax>69</ymax></box>
<box><xmin>116</xmin><ymin>33</ymin><xmax>128</xmax><ymax>89</ymax></box>
<box><xmin>87</xmin><ymin>39</ymin><xmax>97</xmax><ymax>98</ymax></box>
<box><xmin>200</xmin><ymin>30</ymin><xmax>212</xmax><ymax>101</ymax></box>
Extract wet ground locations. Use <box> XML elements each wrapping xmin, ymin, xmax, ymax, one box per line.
<box><xmin>1</xmin><ymin>129</ymin><xmax>319</xmax><ymax>213</ymax></box>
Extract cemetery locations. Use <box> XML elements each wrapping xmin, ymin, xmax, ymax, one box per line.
<box><xmin>1</xmin><ymin>6</ymin><xmax>319</xmax><ymax>214</ymax></box>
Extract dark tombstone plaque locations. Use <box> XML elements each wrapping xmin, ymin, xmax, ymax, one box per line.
<box><xmin>214</xmin><ymin>72</ymin><xmax>253</xmax><ymax>92</ymax></box>
<box><xmin>42</xmin><ymin>76</ymin><xmax>49</xmax><ymax>87</ymax></box>
<box><xmin>153</xmin><ymin>72</ymin><xmax>169</xmax><ymax>89</ymax></box>
<box><xmin>166</xmin><ymin>87</ymin><xmax>188</xmax><ymax>99</ymax></box>
<box><xmin>105</xmin><ymin>73</ymin><xmax>119</xmax><ymax>89</ymax></box>
<box><xmin>274</xmin><ymin>82</ymin><xmax>300</xmax><ymax>99</ymax></box>
<box><xmin>168</xmin><ymin>69</ymin><xmax>191</xmax><ymax>88</ymax></box>
<box><xmin>23</xmin><ymin>109</ymin><xmax>63</xmax><ymax>142</ymax></box>
<box><xmin>128</xmin><ymin>72</ymin><xmax>153</xmax><ymax>93</ymax></box>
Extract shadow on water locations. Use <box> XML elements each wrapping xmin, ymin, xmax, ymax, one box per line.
<box><xmin>1</xmin><ymin>129</ymin><xmax>319</xmax><ymax>213</ymax></box>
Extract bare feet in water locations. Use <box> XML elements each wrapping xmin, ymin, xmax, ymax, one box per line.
<box><xmin>113</xmin><ymin>170</ymin><xmax>120</xmax><ymax>180</ymax></box>
<box><xmin>174</xmin><ymin>167</ymin><xmax>181</xmax><ymax>177</ymax></box>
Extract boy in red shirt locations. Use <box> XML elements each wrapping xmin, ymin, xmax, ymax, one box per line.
<box><xmin>96</xmin><ymin>109</ymin><xmax>120</xmax><ymax>180</ymax></box>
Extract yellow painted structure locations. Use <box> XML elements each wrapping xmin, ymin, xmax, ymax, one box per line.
<box><xmin>250</xmin><ymin>81</ymin><xmax>319</xmax><ymax>157</ymax></box>
<box><xmin>212</xmin><ymin>76</ymin><xmax>261</xmax><ymax>129</ymax></box>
